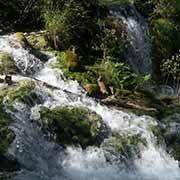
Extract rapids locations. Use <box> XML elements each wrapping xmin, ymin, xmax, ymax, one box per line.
<box><xmin>0</xmin><ymin>33</ymin><xmax>179</xmax><ymax>180</ymax></box>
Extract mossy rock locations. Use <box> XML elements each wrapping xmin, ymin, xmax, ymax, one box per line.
<box><xmin>102</xmin><ymin>132</ymin><xmax>147</xmax><ymax>160</ymax></box>
<box><xmin>0</xmin><ymin>103</ymin><xmax>14</xmax><ymax>154</ymax></box>
<box><xmin>26</xmin><ymin>33</ymin><xmax>50</xmax><ymax>51</ymax></box>
<box><xmin>0</xmin><ymin>52</ymin><xmax>18</xmax><ymax>75</ymax></box>
<box><xmin>15</xmin><ymin>32</ymin><xmax>29</xmax><ymax>47</ymax></box>
<box><xmin>149</xmin><ymin>124</ymin><xmax>164</xmax><ymax>145</ymax></box>
<box><xmin>39</xmin><ymin>106</ymin><xmax>105</xmax><ymax>147</ymax></box>
<box><xmin>84</xmin><ymin>84</ymin><xmax>101</xmax><ymax>97</ymax></box>
<box><xmin>6</xmin><ymin>80</ymin><xmax>39</xmax><ymax>105</ymax></box>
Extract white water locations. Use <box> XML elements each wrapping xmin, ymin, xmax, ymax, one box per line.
<box><xmin>110</xmin><ymin>6</ymin><xmax>153</xmax><ymax>75</ymax></box>
<box><xmin>0</xmin><ymin>35</ymin><xmax>180</xmax><ymax>180</ymax></box>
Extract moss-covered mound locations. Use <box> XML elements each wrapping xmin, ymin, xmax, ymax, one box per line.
<box><xmin>5</xmin><ymin>80</ymin><xmax>38</xmax><ymax>105</ymax></box>
<box><xmin>0</xmin><ymin>52</ymin><xmax>18</xmax><ymax>75</ymax></box>
<box><xmin>102</xmin><ymin>132</ymin><xmax>147</xmax><ymax>161</ymax></box>
<box><xmin>0</xmin><ymin>79</ymin><xmax>42</xmax><ymax>107</ymax></box>
<box><xmin>39</xmin><ymin>106</ymin><xmax>106</xmax><ymax>147</ymax></box>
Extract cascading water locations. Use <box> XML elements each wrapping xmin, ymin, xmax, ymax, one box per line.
<box><xmin>0</xmin><ymin>35</ymin><xmax>180</xmax><ymax>180</ymax></box>
<box><xmin>110</xmin><ymin>5</ymin><xmax>153</xmax><ymax>75</ymax></box>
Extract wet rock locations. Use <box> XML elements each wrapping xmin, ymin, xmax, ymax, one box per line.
<box><xmin>38</xmin><ymin>106</ymin><xmax>107</xmax><ymax>147</ymax></box>
<box><xmin>0</xmin><ymin>154</ymin><xmax>20</xmax><ymax>172</ymax></box>
<box><xmin>5</xmin><ymin>80</ymin><xmax>41</xmax><ymax>106</ymax></box>
<box><xmin>0</xmin><ymin>103</ymin><xmax>15</xmax><ymax>154</ymax></box>
<box><xmin>102</xmin><ymin>132</ymin><xmax>147</xmax><ymax>164</ymax></box>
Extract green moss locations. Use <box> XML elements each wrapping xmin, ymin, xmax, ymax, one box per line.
<box><xmin>0</xmin><ymin>103</ymin><xmax>15</xmax><ymax>154</ymax></box>
<box><xmin>165</xmin><ymin>133</ymin><xmax>180</xmax><ymax>161</ymax></box>
<box><xmin>26</xmin><ymin>33</ymin><xmax>50</xmax><ymax>51</ymax></box>
<box><xmin>102</xmin><ymin>132</ymin><xmax>147</xmax><ymax>158</ymax></box>
<box><xmin>0</xmin><ymin>52</ymin><xmax>18</xmax><ymax>75</ymax></box>
<box><xmin>15</xmin><ymin>32</ymin><xmax>29</xmax><ymax>47</ymax></box>
<box><xmin>39</xmin><ymin>106</ymin><xmax>104</xmax><ymax>147</ymax></box>
<box><xmin>149</xmin><ymin>124</ymin><xmax>164</xmax><ymax>144</ymax></box>
<box><xmin>6</xmin><ymin>80</ymin><xmax>37</xmax><ymax>105</ymax></box>
<box><xmin>84</xmin><ymin>84</ymin><xmax>100</xmax><ymax>97</ymax></box>
<box><xmin>63</xmin><ymin>50</ymin><xmax>81</xmax><ymax>72</ymax></box>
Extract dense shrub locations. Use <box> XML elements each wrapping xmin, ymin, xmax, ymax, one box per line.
<box><xmin>0</xmin><ymin>0</ymin><xmax>43</xmax><ymax>31</ymax></box>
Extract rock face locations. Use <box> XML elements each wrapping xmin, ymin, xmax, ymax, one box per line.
<box><xmin>38</xmin><ymin>106</ymin><xmax>107</xmax><ymax>147</ymax></box>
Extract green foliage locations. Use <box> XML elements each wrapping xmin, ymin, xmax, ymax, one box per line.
<box><xmin>102</xmin><ymin>132</ymin><xmax>147</xmax><ymax>159</ymax></box>
<box><xmin>0</xmin><ymin>0</ymin><xmax>43</xmax><ymax>31</ymax></box>
<box><xmin>6</xmin><ymin>80</ymin><xmax>38</xmax><ymax>105</ymax></box>
<box><xmin>144</xmin><ymin>0</ymin><xmax>180</xmax><ymax>72</ymax></box>
<box><xmin>63</xmin><ymin>49</ymin><xmax>80</xmax><ymax>71</ymax></box>
<box><xmin>134</xmin><ymin>0</ymin><xmax>153</xmax><ymax>17</ymax></box>
<box><xmin>84</xmin><ymin>84</ymin><xmax>100</xmax><ymax>97</ymax></box>
<box><xmin>0</xmin><ymin>102</ymin><xmax>15</xmax><ymax>154</ymax></box>
<box><xmin>43</xmin><ymin>0</ymin><xmax>100</xmax><ymax>55</ymax></box>
<box><xmin>151</xmin><ymin>18</ymin><xmax>177</xmax><ymax>58</ymax></box>
<box><xmin>0</xmin><ymin>52</ymin><xmax>18</xmax><ymax>75</ymax></box>
<box><xmin>43</xmin><ymin>10</ymin><xmax>66</xmax><ymax>49</ymax></box>
<box><xmin>95</xmin><ymin>60</ymin><xmax>149</xmax><ymax>89</ymax></box>
<box><xmin>39</xmin><ymin>106</ymin><xmax>104</xmax><ymax>147</ymax></box>
<box><xmin>99</xmin><ymin>0</ymin><xmax>132</xmax><ymax>7</ymax></box>
<box><xmin>100</xmin><ymin>26</ymin><xmax>127</xmax><ymax>60</ymax></box>
<box><xmin>161</xmin><ymin>50</ymin><xmax>180</xmax><ymax>95</ymax></box>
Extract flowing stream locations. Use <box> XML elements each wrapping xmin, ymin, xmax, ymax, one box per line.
<box><xmin>110</xmin><ymin>5</ymin><xmax>153</xmax><ymax>75</ymax></box>
<box><xmin>0</xmin><ymin>32</ymin><xmax>180</xmax><ymax>180</ymax></box>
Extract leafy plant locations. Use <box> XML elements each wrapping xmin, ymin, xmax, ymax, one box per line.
<box><xmin>161</xmin><ymin>50</ymin><xmax>180</xmax><ymax>96</ymax></box>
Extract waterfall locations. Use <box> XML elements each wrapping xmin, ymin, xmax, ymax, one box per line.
<box><xmin>0</xmin><ymin>35</ymin><xmax>180</xmax><ymax>180</ymax></box>
<box><xmin>110</xmin><ymin>5</ymin><xmax>153</xmax><ymax>75</ymax></box>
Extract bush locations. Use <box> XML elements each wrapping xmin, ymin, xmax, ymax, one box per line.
<box><xmin>95</xmin><ymin>60</ymin><xmax>142</xmax><ymax>89</ymax></box>
<box><xmin>0</xmin><ymin>0</ymin><xmax>43</xmax><ymax>31</ymax></box>
<box><xmin>43</xmin><ymin>0</ymin><xmax>101</xmax><ymax>59</ymax></box>
<box><xmin>63</xmin><ymin>49</ymin><xmax>80</xmax><ymax>71</ymax></box>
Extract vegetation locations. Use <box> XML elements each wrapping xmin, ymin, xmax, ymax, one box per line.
<box><xmin>0</xmin><ymin>52</ymin><xmax>18</xmax><ymax>75</ymax></box>
<box><xmin>1</xmin><ymin>0</ymin><xmax>180</xmax><ymax>169</ymax></box>
<box><xmin>39</xmin><ymin>106</ymin><xmax>105</xmax><ymax>147</ymax></box>
<box><xmin>102</xmin><ymin>132</ymin><xmax>147</xmax><ymax>160</ymax></box>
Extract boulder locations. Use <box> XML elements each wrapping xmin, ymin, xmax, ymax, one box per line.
<box><xmin>38</xmin><ymin>106</ymin><xmax>107</xmax><ymax>147</ymax></box>
<box><xmin>102</xmin><ymin>132</ymin><xmax>147</xmax><ymax>163</ymax></box>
